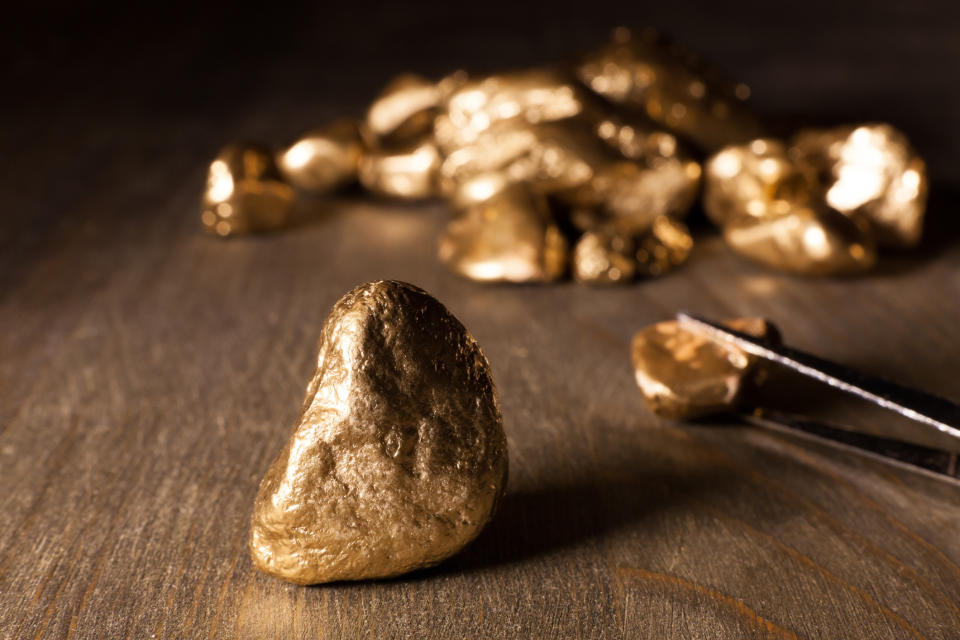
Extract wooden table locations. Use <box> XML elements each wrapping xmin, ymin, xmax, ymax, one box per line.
<box><xmin>3</xmin><ymin>5</ymin><xmax>960</xmax><ymax>638</ymax></box>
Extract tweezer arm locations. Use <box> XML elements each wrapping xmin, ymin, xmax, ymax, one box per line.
<box><xmin>677</xmin><ymin>312</ymin><xmax>960</xmax><ymax>453</ymax></box>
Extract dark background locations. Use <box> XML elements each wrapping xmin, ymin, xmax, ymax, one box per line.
<box><xmin>2</xmin><ymin>0</ymin><xmax>959</xmax><ymax>237</ymax></box>
<box><xmin>4</xmin><ymin>5</ymin><xmax>960</xmax><ymax>637</ymax></box>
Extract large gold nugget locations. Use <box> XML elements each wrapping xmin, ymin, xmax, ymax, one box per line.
<box><xmin>250</xmin><ymin>281</ymin><xmax>508</xmax><ymax>584</ymax></box>
<box><xmin>201</xmin><ymin>145</ymin><xmax>294</xmax><ymax>237</ymax></box>
<box><xmin>791</xmin><ymin>124</ymin><xmax>928</xmax><ymax>247</ymax></box>
<box><xmin>577</xmin><ymin>28</ymin><xmax>763</xmax><ymax>152</ymax></box>
<box><xmin>358</xmin><ymin>137</ymin><xmax>442</xmax><ymax>199</ymax></box>
<box><xmin>703</xmin><ymin>138</ymin><xmax>807</xmax><ymax>228</ymax></box>
<box><xmin>438</xmin><ymin>182</ymin><xmax>567</xmax><ymax>282</ymax></box>
<box><xmin>276</xmin><ymin>118</ymin><xmax>362</xmax><ymax>192</ymax></box>
<box><xmin>724</xmin><ymin>204</ymin><xmax>876</xmax><ymax>275</ymax></box>
<box><xmin>631</xmin><ymin>317</ymin><xmax>777</xmax><ymax>419</ymax></box>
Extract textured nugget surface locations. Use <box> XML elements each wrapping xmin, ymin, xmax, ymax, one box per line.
<box><xmin>250</xmin><ymin>280</ymin><xmax>507</xmax><ymax>584</ymax></box>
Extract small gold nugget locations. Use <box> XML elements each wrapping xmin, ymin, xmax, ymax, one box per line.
<box><xmin>723</xmin><ymin>204</ymin><xmax>876</xmax><ymax>275</ymax></box>
<box><xmin>276</xmin><ymin>118</ymin><xmax>363</xmax><ymax>193</ymax></box>
<box><xmin>250</xmin><ymin>281</ymin><xmax>508</xmax><ymax>584</ymax></box>
<box><xmin>704</xmin><ymin>124</ymin><xmax>926</xmax><ymax>274</ymax></box>
<box><xmin>572</xmin><ymin>226</ymin><xmax>636</xmax><ymax>285</ymax></box>
<box><xmin>561</xmin><ymin>157</ymin><xmax>700</xmax><ymax>234</ymax></box>
<box><xmin>791</xmin><ymin>124</ymin><xmax>928</xmax><ymax>248</ymax></box>
<box><xmin>434</xmin><ymin>69</ymin><xmax>590</xmax><ymax>152</ymax></box>
<box><xmin>634</xmin><ymin>215</ymin><xmax>694</xmax><ymax>277</ymax></box>
<box><xmin>577</xmin><ymin>27</ymin><xmax>763</xmax><ymax>152</ymax></box>
<box><xmin>438</xmin><ymin>181</ymin><xmax>568</xmax><ymax>283</ymax></box>
<box><xmin>358</xmin><ymin>137</ymin><xmax>442</xmax><ymax>199</ymax></box>
<box><xmin>365</xmin><ymin>73</ymin><xmax>443</xmax><ymax>144</ymax></box>
<box><xmin>201</xmin><ymin>145</ymin><xmax>294</xmax><ymax>237</ymax></box>
<box><xmin>703</xmin><ymin>138</ymin><xmax>806</xmax><ymax>228</ymax></box>
<box><xmin>631</xmin><ymin>317</ymin><xmax>778</xmax><ymax>419</ymax></box>
<box><xmin>438</xmin><ymin>120</ymin><xmax>603</xmax><ymax>195</ymax></box>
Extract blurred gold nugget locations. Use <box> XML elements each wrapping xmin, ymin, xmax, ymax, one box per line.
<box><xmin>358</xmin><ymin>137</ymin><xmax>442</xmax><ymax>199</ymax></box>
<box><xmin>705</xmin><ymin>123</ymin><xmax>922</xmax><ymax>274</ymax></box>
<box><xmin>201</xmin><ymin>30</ymin><xmax>927</xmax><ymax>281</ymax></box>
<box><xmin>631</xmin><ymin>317</ymin><xmax>778</xmax><ymax>419</ymax></box>
<box><xmin>635</xmin><ymin>215</ymin><xmax>694</xmax><ymax>277</ymax></box>
<box><xmin>723</xmin><ymin>204</ymin><xmax>876</xmax><ymax>275</ymax></box>
<box><xmin>365</xmin><ymin>72</ymin><xmax>466</xmax><ymax>145</ymax></box>
<box><xmin>561</xmin><ymin>156</ymin><xmax>700</xmax><ymax>234</ymax></box>
<box><xmin>201</xmin><ymin>144</ymin><xmax>294</xmax><ymax>237</ymax></box>
<box><xmin>572</xmin><ymin>226</ymin><xmax>636</xmax><ymax>284</ymax></box>
<box><xmin>276</xmin><ymin>118</ymin><xmax>362</xmax><ymax>192</ymax></box>
<box><xmin>251</xmin><ymin>281</ymin><xmax>507</xmax><ymax>584</ymax></box>
<box><xmin>577</xmin><ymin>27</ymin><xmax>763</xmax><ymax>152</ymax></box>
<box><xmin>791</xmin><ymin>124</ymin><xmax>927</xmax><ymax>248</ymax></box>
<box><xmin>704</xmin><ymin>138</ymin><xmax>807</xmax><ymax>227</ymax></box>
<box><xmin>439</xmin><ymin>181</ymin><xmax>567</xmax><ymax>282</ymax></box>
<box><xmin>434</xmin><ymin>69</ymin><xmax>589</xmax><ymax>151</ymax></box>
<box><xmin>439</xmin><ymin>120</ymin><xmax>602</xmax><ymax>194</ymax></box>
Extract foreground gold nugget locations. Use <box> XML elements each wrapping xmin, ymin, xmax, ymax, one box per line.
<box><xmin>631</xmin><ymin>317</ymin><xmax>777</xmax><ymax>419</ymax></box>
<box><xmin>201</xmin><ymin>145</ymin><xmax>294</xmax><ymax>237</ymax></box>
<box><xmin>251</xmin><ymin>281</ymin><xmax>508</xmax><ymax>584</ymax></box>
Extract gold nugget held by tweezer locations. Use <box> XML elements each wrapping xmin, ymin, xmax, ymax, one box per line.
<box><xmin>250</xmin><ymin>281</ymin><xmax>508</xmax><ymax>584</ymax></box>
<box><xmin>631</xmin><ymin>316</ymin><xmax>779</xmax><ymax>419</ymax></box>
<box><xmin>632</xmin><ymin>313</ymin><xmax>960</xmax><ymax>478</ymax></box>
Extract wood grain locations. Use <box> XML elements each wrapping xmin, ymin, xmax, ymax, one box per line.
<box><xmin>3</xmin><ymin>185</ymin><xmax>960</xmax><ymax>638</ymax></box>
<box><xmin>3</xmin><ymin>5</ymin><xmax>960</xmax><ymax>637</ymax></box>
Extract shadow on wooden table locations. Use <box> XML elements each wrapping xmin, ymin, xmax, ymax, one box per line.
<box><xmin>393</xmin><ymin>460</ymin><xmax>736</xmax><ymax>581</ymax></box>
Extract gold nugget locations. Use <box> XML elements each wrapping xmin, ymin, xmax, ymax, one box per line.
<box><xmin>703</xmin><ymin>138</ymin><xmax>807</xmax><ymax>228</ymax></box>
<box><xmin>631</xmin><ymin>317</ymin><xmax>777</xmax><ymax>419</ymax></box>
<box><xmin>561</xmin><ymin>157</ymin><xmax>700</xmax><ymax>234</ymax></box>
<box><xmin>439</xmin><ymin>181</ymin><xmax>567</xmax><ymax>282</ymax></box>
<box><xmin>572</xmin><ymin>226</ymin><xmax>636</xmax><ymax>284</ymax></box>
<box><xmin>434</xmin><ymin>69</ymin><xmax>589</xmax><ymax>151</ymax></box>
<box><xmin>365</xmin><ymin>73</ymin><xmax>453</xmax><ymax>145</ymax></box>
<box><xmin>635</xmin><ymin>216</ymin><xmax>694</xmax><ymax>277</ymax></box>
<box><xmin>791</xmin><ymin>124</ymin><xmax>928</xmax><ymax>247</ymax></box>
<box><xmin>438</xmin><ymin>120</ymin><xmax>602</xmax><ymax>195</ymax></box>
<box><xmin>724</xmin><ymin>204</ymin><xmax>876</xmax><ymax>275</ymax></box>
<box><xmin>577</xmin><ymin>28</ymin><xmax>763</xmax><ymax>152</ymax></box>
<box><xmin>276</xmin><ymin>118</ymin><xmax>362</xmax><ymax>192</ymax></box>
<box><xmin>251</xmin><ymin>281</ymin><xmax>508</xmax><ymax>584</ymax></box>
<box><xmin>201</xmin><ymin>144</ymin><xmax>294</xmax><ymax>237</ymax></box>
<box><xmin>358</xmin><ymin>137</ymin><xmax>442</xmax><ymax>199</ymax></box>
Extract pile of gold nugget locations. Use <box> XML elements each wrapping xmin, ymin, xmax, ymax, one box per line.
<box><xmin>202</xmin><ymin>28</ymin><xmax>928</xmax><ymax>282</ymax></box>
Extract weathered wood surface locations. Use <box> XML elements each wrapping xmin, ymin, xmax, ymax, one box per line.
<box><xmin>3</xmin><ymin>4</ymin><xmax>960</xmax><ymax>638</ymax></box>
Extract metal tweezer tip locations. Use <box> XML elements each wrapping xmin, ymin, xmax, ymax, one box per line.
<box><xmin>676</xmin><ymin>311</ymin><xmax>960</xmax><ymax>474</ymax></box>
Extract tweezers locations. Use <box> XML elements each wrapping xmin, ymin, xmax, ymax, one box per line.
<box><xmin>677</xmin><ymin>312</ymin><xmax>960</xmax><ymax>480</ymax></box>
